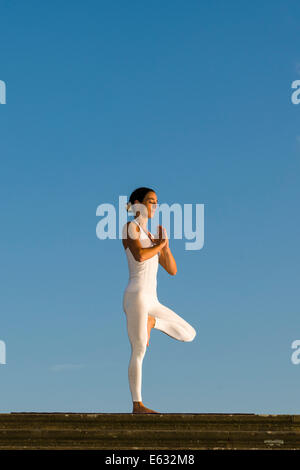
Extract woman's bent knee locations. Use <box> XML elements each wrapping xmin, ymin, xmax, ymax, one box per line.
<box><xmin>184</xmin><ymin>326</ymin><xmax>197</xmax><ymax>342</ymax></box>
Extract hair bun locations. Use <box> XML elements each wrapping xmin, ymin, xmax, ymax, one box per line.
<box><xmin>126</xmin><ymin>201</ymin><xmax>132</xmax><ymax>212</ymax></box>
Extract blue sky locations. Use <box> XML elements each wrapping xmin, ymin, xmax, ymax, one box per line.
<box><xmin>0</xmin><ymin>0</ymin><xmax>300</xmax><ymax>413</ymax></box>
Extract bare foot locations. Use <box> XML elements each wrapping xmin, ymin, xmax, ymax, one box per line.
<box><xmin>147</xmin><ymin>315</ymin><xmax>156</xmax><ymax>347</ymax></box>
<box><xmin>132</xmin><ymin>401</ymin><xmax>159</xmax><ymax>414</ymax></box>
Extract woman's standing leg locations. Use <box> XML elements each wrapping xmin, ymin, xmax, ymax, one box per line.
<box><xmin>123</xmin><ymin>292</ymin><xmax>148</xmax><ymax>402</ymax></box>
<box><xmin>123</xmin><ymin>291</ymin><xmax>159</xmax><ymax>413</ymax></box>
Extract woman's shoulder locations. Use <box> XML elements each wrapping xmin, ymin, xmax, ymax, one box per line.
<box><xmin>122</xmin><ymin>220</ymin><xmax>140</xmax><ymax>234</ymax></box>
<box><xmin>122</xmin><ymin>220</ymin><xmax>140</xmax><ymax>248</ymax></box>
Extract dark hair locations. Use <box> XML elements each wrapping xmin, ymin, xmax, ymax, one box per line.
<box><xmin>128</xmin><ymin>187</ymin><xmax>156</xmax><ymax>206</ymax></box>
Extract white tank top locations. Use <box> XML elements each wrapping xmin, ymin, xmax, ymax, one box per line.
<box><xmin>122</xmin><ymin>218</ymin><xmax>160</xmax><ymax>297</ymax></box>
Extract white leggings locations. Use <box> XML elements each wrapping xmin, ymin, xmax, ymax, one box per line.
<box><xmin>123</xmin><ymin>290</ymin><xmax>197</xmax><ymax>402</ymax></box>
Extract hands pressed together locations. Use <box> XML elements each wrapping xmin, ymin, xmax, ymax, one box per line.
<box><xmin>153</xmin><ymin>225</ymin><xmax>169</xmax><ymax>251</ymax></box>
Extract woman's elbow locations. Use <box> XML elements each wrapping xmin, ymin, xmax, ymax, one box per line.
<box><xmin>137</xmin><ymin>249</ymin><xmax>145</xmax><ymax>262</ymax></box>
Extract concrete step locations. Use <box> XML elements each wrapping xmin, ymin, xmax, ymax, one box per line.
<box><xmin>0</xmin><ymin>413</ymin><xmax>299</xmax><ymax>449</ymax></box>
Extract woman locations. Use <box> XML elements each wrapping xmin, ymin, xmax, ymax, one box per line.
<box><xmin>122</xmin><ymin>187</ymin><xmax>197</xmax><ymax>414</ymax></box>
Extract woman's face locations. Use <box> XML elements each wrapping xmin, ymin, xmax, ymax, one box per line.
<box><xmin>134</xmin><ymin>191</ymin><xmax>158</xmax><ymax>218</ymax></box>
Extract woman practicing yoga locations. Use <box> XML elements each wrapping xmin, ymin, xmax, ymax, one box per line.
<box><xmin>122</xmin><ymin>187</ymin><xmax>197</xmax><ymax>414</ymax></box>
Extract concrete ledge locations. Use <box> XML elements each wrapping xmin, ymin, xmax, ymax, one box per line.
<box><xmin>0</xmin><ymin>413</ymin><xmax>299</xmax><ymax>449</ymax></box>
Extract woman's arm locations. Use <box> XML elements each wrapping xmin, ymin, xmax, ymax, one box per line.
<box><xmin>159</xmin><ymin>225</ymin><xmax>177</xmax><ymax>276</ymax></box>
<box><xmin>125</xmin><ymin>222</ymin><xmax>166</xmax><ymax>262</ymax></box>
<box><xmin>154</xmin><ymin>226</ymin><xmax>177</xmax><ymax>276</ymax></box>
<box><xmin>159</xmin><ymin>245</ymin><xmax>177</xmax><ymax>275</ymax></box>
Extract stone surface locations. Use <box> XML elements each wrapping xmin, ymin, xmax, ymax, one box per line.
<box><xmin>0</xmin><ymin>413</ymin><xmax>299</xmax><ymax>449</ymax></box>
